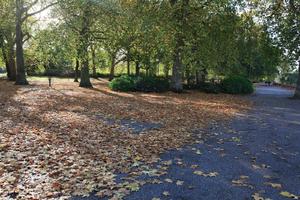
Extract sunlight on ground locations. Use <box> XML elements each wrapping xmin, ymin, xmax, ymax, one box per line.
<box><xmin>0</xmin><ymin>78</ymin><xmax>251</xmax><ymax>199</ymax></box>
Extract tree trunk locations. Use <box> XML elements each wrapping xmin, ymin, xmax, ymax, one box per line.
<box><xmin>171</xmin><ymin>46</ymin><xmax>183</xmax><ymax>92</ymax></box>
<box><xmin>8</xmin><ymin>42</ymin><xmax>16</xmax><ymax>81</ymax></box>
<box><xmin>163</xmin><ymin>65</ymin><xmax>169</xmax><ymax>78</ymax></box>
<box><xmin>135</xmin><ymin>61</ymin><xmax>140</xmax><ymax>76</ymax></box>
<box><xmin>186</xmin><ymin>67</ymin><xmax>191</xmax><ymax>86</ymax></box>
<box><xmin>170</xmin><ymin>0</ymin><xmax>189</xmax><ymax>92</ymax></box>
<box><xmin>1</xmin><ymin>48</ymin><xmax>10</xmax><ymax>79</ymax></box>
<box><xmin>127</xmin><ymin>50</ymin><xmax>131</xmax><ymax>75</ymax></box>
<box><xmin>74</xmin><ymin>57</ymin><xmax>79</xmax><ymax>82</ymax></box>
<box><xmin>91</xmin><ymin>45</ymin><xmax>97</xmax><ymax>78</ymax></box>
<box><xmin>79</xmin><ymin>7</ymin><xmax>92</xmax><ymax>88</ymax></box>
<box><xmin>196</xmin><ymin>68</ymin><xmax>206</xmax><ymax>85</ymax></box>
<box><xmin>294</xmin><ymin>60</ymin><xmax>300</xmax><ymax>98</ymax></box>
<box><xmin>127</xmin><ymin>59</ymin><xmax>130</xmax><ymax>75</ymax></box>
<box><xmin>15</xmin><ymin>0</ymin><xmax>28</xmax><ymax>85</ymax></box>
<box><xmin>109</xmin><ymin>54</ymin><xmax>116</xmax><ymax>81</ymax></box>
<box><xmin>79</xmin><ymin>54</ymin><xmax>92</xmax><ymax>88</ymax></box>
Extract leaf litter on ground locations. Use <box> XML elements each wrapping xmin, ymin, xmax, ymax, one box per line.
<box><xmin>0</xmin><ymin>79</ymin><xmax>250</xmax><ymax>199</ymax></box>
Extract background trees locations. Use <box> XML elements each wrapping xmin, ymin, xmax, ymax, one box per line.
<box><xmin>267</xmin><ymin>0</ymin><xmax>299</xmax><ymax>97</ymax></box>
<box><xmin>0</xmin><ymin>0</ymin><xmax>16</xmax><ymax>81</ymax></box>
<box><xmin>0</xmin><ymin>0</ymin><xmax>293</xmax><ymax>93</ymax></box>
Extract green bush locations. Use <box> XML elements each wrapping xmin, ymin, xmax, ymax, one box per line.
<box><xmin>200</xmin><ymin>82</ymin><xmax>221</xmax><ymax>94</ymax></box>
<box><xmin>135</xmin><ymin>76</ymin><xmax>170</xmax><ymax>92</ymax></box>
<box><xmin>221</xmin><ymin>76</ymin><xmax>254</xmax><ymax>94</ymax></box>
<box><xmin>109</xmin><ymin>75</ymin><xmax>135</xmax><ymax>92</ymax></box>
<box><xmin>109</xmin><ymin>75</ymin><xmax>170</xmax><ymax>92</ymax></box>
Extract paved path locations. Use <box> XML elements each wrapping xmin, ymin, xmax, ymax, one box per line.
<box><xmin>255</xmin><ymin>85</ymin><xmax>294</xmax><ymax>96</ymax></box>
<box><xmin>73</xmin><ymin>86</ymin><xmax>300</xmax><ymax>200</ymax></box>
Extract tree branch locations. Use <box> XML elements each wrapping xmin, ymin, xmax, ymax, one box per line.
<box><xmin>23</xmin><ymin>0</ymin><xmax>39</xmax><ymax>13</ymax></box>
<box><xmin>22</xmin><ymin>1</ymin><xmax>58</xmax><ymax>22</ymax></box>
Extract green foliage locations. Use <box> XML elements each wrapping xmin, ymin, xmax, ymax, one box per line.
<box><xmin>199</xmin><ymin>82</ymin><xmax>221</xmax><ymax>94</ymax></box>
<box><xmin>109</xmin><ymin>75</ymin><xmax>170</xmax><ymax>92</ymax></box>
<box><xmin>0</xmin><ymin>0</ymin><xmax>288</xmax><ymax>89</ymax></box>
<box><xmin>280</xmin><ymin>73</ymin><xmax>298</xmax><ymax>85</ymax></box>
<box><xmin>109</xmin><ymin>75</ymin><xmax>135</xmax><ymax>92</ymax></box>
<box><xmin>221</xmin><ymin>76</ymin><xmax>254</xmax><ymax>94</ymax></box>
<box><xmin>135</xmin><ymin>76</ymin><xmax>170</xmax><ymax>92</ymax></box>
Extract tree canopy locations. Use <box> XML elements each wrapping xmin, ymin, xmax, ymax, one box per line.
<box><xmin>0</xmin><ymin>0</ymin><xmax>298</xmax><ymax>95</ymax></box>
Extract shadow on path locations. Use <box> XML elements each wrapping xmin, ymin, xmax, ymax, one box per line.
<box><xmin>72</xmin><ymin>86</ymin><xmax>300</xmax><ymax>200</ymax></box>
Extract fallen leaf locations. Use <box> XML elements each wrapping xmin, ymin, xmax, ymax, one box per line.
<box><xmin>280</xmin><ymin>191</ymin><xmax>299</xmax><ymax>199</ymax></box>
<box><xmin>264</xmin><ymin>182</ymin><xmax>282</xmax><ymax>190</ymax></box>
<box><xmin>252</xmin><ymin>193</ymin><xmax>264</xmax><ymax>200</ymax></box>
<box><xmin>163</xmin><ymin>191</ymin><xmax>170</xmax><ymax>196</ymax></box>
<box><xmin>152</xmin><ymin>198</ymin><xmax>160</xmax><ymax>200</ymax></box>
<box><xmin>176</xmin><ymin>180</ymin><xmax>184</xmax><ymax>186</ymax></box>
<box><xmin>164</xmin><ymin>178</ymin><xmax>173</xmax><ymax>183</ymax></box>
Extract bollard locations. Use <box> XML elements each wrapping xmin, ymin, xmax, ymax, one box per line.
<box><xmin>48</xmin><ymin>77</ymin><xmax>52</xmax><ymax>87</ymax></box>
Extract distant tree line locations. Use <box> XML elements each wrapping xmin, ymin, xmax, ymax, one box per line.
<box><xmin>0</xmin><ymin>0</ymin><xmax>299</xmax><ymax>96</ymax></box>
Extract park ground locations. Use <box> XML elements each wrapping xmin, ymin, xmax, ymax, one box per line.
<box><xmin>0</xmin><ymin>78</ymin><xmax>299</xmax><ymax>200</ymax></box>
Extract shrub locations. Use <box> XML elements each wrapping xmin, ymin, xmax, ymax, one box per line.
<box><xmin>200</xmin><ymin>82</ymin><xmax>221</xmax><ymax>94</ymax></box>
<box><xmin>221</xmin><ymin>76</ymin><xmax>254</xmax><ymax>94</ymax></box>
<box><xmin>135</xmin><ymin>76</ymin><xmax>170</xmax><ymax>92</ymax></box>
<box><xmin>109</xmin><ymin>75</ymin><xmax>136</xmax><ymax>92</ymax></box>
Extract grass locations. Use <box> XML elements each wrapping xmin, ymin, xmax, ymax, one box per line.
<box><xmin>0</xmin><ymin>73</ymin><xmax>6</xmax><ymax>78</ymax></box>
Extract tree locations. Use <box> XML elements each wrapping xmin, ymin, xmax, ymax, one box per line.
<box><xmin>57</xmin><ymin>0</ymin><xmax>110</xmax><ymax>87</ymax></box>
<box><xmin>27</xmin><ymin>24</ymin><xmax>76</xmax><ymax>75</ymax></box>
<box><xmin>0</xmin><ymin>0</ymin><xmax>17</xmax><ymax>81</ymax></box>
<box><xmin>14</xmin><ymin>0</ymin><xmax>57</xmax><ymax>85</ymax></box>
<box><xmin>168</xmin><ymin>0</ymin><xmax>190</xmax><ymax>92</ymax></box>
<box><xmin>261</xmin><ymin>0</ymin><xmax>299</xmax><ymax>97</ymax></box>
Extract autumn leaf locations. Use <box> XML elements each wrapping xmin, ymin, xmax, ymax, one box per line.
<box><xmin>176</xmin><ymin>180</ymin><xmax>184</xmax><ymax>186</ymax></box>
<box><xmin>163</xmin><ymin>191</ymin><xmax>170</xmax><ymax>196</ymax></box>
<box><xmin>165</xmin><ymin>178</ymin><xmax>173</xmax><ymax>183</ymax></box>
<box><xmin>126</xmin><ymin>183</ymin><xmax>140</xmax><ymax>192</ymax></box>
<box><xmin>264</xmin><ymin>182</ymin><xmax>282</xmax><ymax>190</ymax></box>
<box><xmin>280</xmin><ymin>191</ymin><xmax>299</xmax><ymax>199</ymax></box>
<box><xmin>0</xmin><ymin>79</ymin><xmax>250</xmax><ymax>199</ymax></box>
<box><xmin>252</xmin><ymin>193</ymin><xmax>264</xmax><ymax>200</ymax></box>
<box><xmin>194</xmin><ymin>170</ymin><xmax>219</xmax><ymax>177</ymax></box>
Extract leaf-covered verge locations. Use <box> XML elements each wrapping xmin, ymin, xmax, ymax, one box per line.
<box><xmin>0</xmin><ymin>78</ymin><xmax>251</xmax><ymax>199</ymax></box>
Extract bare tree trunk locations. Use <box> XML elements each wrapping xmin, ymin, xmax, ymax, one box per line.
<box><xmin>15</xmin><ymin>0</ymin><xmax>28</xmax><ymax>85</ymax></box>
<box><xmin>109</xmin><ymin>54</ymin><xmax>116</xmax><ymax>81</ymax></box>
<box><xmin>294</xmin><ymin>59</ymin><xmax>300</xmax><ymax>98</ymax></box>
<box><xmin>74</xmin><ymin>57</ymin><xmax>79</xmax><ymax>82</ymax></box>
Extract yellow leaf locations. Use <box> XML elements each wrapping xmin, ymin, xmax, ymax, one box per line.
<box><xmin>280</xmin><ymin>191</ymin><xmax>299</xmax><ymax>199</ymax></box>
<box><xmin>264</xmin><ymin>182</ymin><xmax>282</xmax><ymax>189</ymax></box>
<box><xmin>251</xmin><ymin>193</ymin><xmax>264</xmax><ymax>200</ymax></box>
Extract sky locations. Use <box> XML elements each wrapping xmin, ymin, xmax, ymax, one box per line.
<box><xmin>34</xmin><ymin>4</ymin><xmax>58</xmax><ymax>29</ymax></box>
